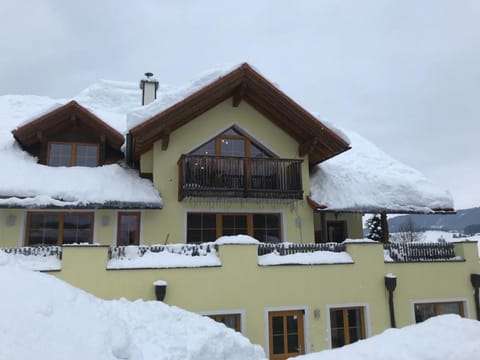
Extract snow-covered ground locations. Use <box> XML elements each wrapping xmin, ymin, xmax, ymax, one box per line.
<box><xmin>290</xmin><ymin>315</ymin><xmax>480</xmax><ymax>360</ymax></box>
<box><xmin>0</xmin><ymin>264</ymin><xmax>266</xmax><ymax>360</ymax></box>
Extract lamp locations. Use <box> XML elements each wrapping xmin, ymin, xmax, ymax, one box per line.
<box><xmin>153</xmin><ymin>280</ymin><xmax>168</xmax><ymax>301</ymax></box>
<box><xmin>470</xmin><ymin>274</ymin><xmax>480</xmax><ymax>321</ymax></box>
<box><xmin>385</xmin><ymin>274</ymin><xmax>397</xmax><ymax>328</ymax></box>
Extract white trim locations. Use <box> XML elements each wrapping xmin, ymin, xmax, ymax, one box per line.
<box><xmin>93</xmin><ymin>210</ymin><xmax>100</xmax><ymax>244</ymax></box>
<box><xmin>264</xmin><ymin>305</ymin><xmax>310</xmax><ymax>357</ymax></box>
<box><xmin>325</xmin><ymin>302</ymin><xmax>371</xmax><ymax>349</ymax></box>
<box><xmin>410</xmin><ymin>297</ymin><xmax>470</xmax><ymax>323</ymax></box>
<box><xmin>112</xmin><ymin>211</ymin><xmax>118</xmax><ymax>246</ymax></box>
<box><xmin>197</xmin><ymin>309</ymin><xmax>246</xmax><ymax>335</ymax></box>
<box><xmin>139</xmin><ymin>210</ymin><xmax>145</xmax><ymax>245</ymax></box>
<box><xmin>183</xmin><ymin>122</ymin><xmax>281</xmax><ymax>158</ymax></box>
<box><xmin>183</xmin><ymin>208</ymin><xmax>287</xmax><ymax>243</ymax></box>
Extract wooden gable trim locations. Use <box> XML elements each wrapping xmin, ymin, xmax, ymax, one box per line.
<box><xmin>12</xmin><ymin>100</ymin><xmax>124</xmax><ymax>150</ymax></box>
<box><xmin>129</xmin><ymin>63</ymin><xmax>350</xmax><ymax>166</ymax></box>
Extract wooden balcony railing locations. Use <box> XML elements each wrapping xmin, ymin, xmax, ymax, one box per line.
<box><xmin>178</xmin><ymin>155</ymin><xmax>303</xmax><ymax>200</ymax></box>
<box><xmin>384</xmin><ymin>242</ymin><xmax>460</xmax><ymax>262</ymax></box>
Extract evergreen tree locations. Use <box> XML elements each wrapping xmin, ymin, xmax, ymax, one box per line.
<box><xmin>366</xmin><ymin>214</ymin><xmax>382</xmax><ymax>242</ymax></box>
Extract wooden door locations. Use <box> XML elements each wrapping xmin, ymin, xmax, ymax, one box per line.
<box><xmin>268</xmin><ymin>310</ymin><xmax>305</xmax><ymax>360</ymax></box>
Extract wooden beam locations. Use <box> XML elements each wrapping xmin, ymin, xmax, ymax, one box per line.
<box><xmin>161</xmin><ymin>129</ymin><xmax>170</xmax><ymax>151</ymax></box>
<box><xmin>232</xmin><ymin>82</ymin><xmax>247</xmax><ymax>107</ymax></box>
<box><xmin>381</xmin><ymin>212</ymin><xmax>389</xmax><ymax>244</ymax></box>
<box><xmin>36</xmin><ymin>131</ymin><xmax>44</xmax><ymax>142</ymax></box>
<box><xmin>299</xmin><ymin>137</ymin><xmax>319</xmax><ymax>157</ymax></box>
<box><xmin>71</xmin><ymin>114</ymin><xmax>79</xmax><ymax>127</ymax></box>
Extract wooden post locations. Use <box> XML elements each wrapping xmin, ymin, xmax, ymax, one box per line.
<box><xmin>381</xmin><ymin>212</ymin><xmax>389</xmax><ymax>244</ymax></box>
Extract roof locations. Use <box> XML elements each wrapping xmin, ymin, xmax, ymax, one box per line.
<box><xmin>128</xmin><ymin>63</ymin><xmax>351</xmax><ymax>166</ymax></box>
<box><xmin>309</xmin><ymin>129</ymin><xmax>454</xmax><ymax>213</ymax></box>
<box><xmin>12</xmin><ymin>100</ymin><xmax>124</xmax><ymax>150</ymax></box>
<box><xmin>0</xmin><ymin>64</ymin><xmax>452</xmax><ymax>212</ymax></box>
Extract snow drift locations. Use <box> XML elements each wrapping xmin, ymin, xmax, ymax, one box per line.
<box><xmin>0</xmin><ymin>264</ymin><xmax>265</xmax><ymax>360</ymax></box>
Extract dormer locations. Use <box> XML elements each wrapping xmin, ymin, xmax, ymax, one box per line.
<box><xmin>12</xmin><ymin>100</ymin><xmax>124</xmax><ymax>166</ymax></box>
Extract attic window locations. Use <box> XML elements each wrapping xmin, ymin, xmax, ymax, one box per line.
<box><xmin>48</xmin><ymin>142</ymin><xmax>99</xmax><ymax>167</ymax></box>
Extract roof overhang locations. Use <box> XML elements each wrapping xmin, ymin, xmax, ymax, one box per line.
<box><xmin>12</xmin><ymin>100</ymin><xmax>124</xmax><ymax>150</ymax></box>
<box><xmin>0</xmin><ymin>198</ymin><xmax>162</xmax><ymax>210</ymax></box>
<box><xmin>129</xmin><ymin>63</ymin><xmax>350</xmax><ymax>166</ymax></box>
<box><xmin>310</xmin><ymin>205</ymin><xmax>455</xmax><ymax>215</ymax></box>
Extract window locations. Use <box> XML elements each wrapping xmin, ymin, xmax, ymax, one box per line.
<box><xmin>191</xmin><ymin>127</ymin><xmax>271</xmax><ymax>158</ymax></box>
<box><xmin>326</xmin><ymin>221</ymin><xmax>347</xmax><ymax>243</ymax></box>
<box><xmin>268</xmin><ymin>310</ymin><xmax>305</xmax><ymax>360</ymax></box>
<box><xmin>414</xmin><ymin>301</ymin><xmax>464</xmax><ymax>323</ymax></box>
<box><xmin>26</xmin><ymin>212</ymin><xmax>93</xmax><ymax>246</ymax></box>
<box><xmin>117</xmin><ymin>212</ymin><xmax>141</xmax><ymax>246</ymax></box>
<box><xmin>186</xmin><ymin>213</ymin><xmax>281</xmax><ymax>243</ymax></box>
<box><xmin>207</xmin><ymin>313</ymin><xmax>241</xmax><ymax>332</ymax></box>
<box><xmin>329</xmin><ymin>307</ymin><xmax>366</xmax><ymax>348</ymax></box>
<box><xmin>48</xmin><ymin>142</ymin><xmax>98</xmax><ymax>167</ymax></box>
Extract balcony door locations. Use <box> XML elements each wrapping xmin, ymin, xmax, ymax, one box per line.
<box><xmin>268</xmin><ymin>310</ymin><xmax>305</xmax><ymax>360</ymax></box>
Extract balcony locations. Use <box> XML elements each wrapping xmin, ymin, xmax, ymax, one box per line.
<box><xmin>178</xmin><ymin>155</ymin><xmax>303</xmax><ymax>200</ymax></box>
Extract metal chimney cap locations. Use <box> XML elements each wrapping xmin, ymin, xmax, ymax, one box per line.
<box><xmin>144</xmin><ymin>72</ymin><xmax>154</xmax><ymax>79</ymax></box>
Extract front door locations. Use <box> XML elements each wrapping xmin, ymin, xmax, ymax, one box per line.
<box><xmin>268</xmin><ymin>310</ymin><xmax>305</xmax><ymax>360</ymax></box>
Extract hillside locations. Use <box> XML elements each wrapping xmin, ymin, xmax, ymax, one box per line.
<box><xmin>388</xmin><ymin>207</ymin><xmax>480</xmax><ymax>233</ymax></box>
<box><xmin>0</xmin><ymin>263</ymin><xmax>266</xmax><ymax>360</ymax></box>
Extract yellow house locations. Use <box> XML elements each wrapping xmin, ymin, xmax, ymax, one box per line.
<box><xmin>0</xmin><ymin>63</ymin><xmax>478</xmax><ymax>360</ymax></box>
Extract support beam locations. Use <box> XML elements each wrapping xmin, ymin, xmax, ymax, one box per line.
<box><xmin>161</xmin><ymin>129</ymin><xmax>171</xmax><ymax>151</ymax></box>
<box><xmin>320</xmin><ymin>212</ymin><xmax>327</xmax><ymax>243</ymax></box>
<box><xmin>232</xmin><ymin>83</ymin><xmax>247</xmax><ymax>107</ymax></box>
<box><xmin>381</xmin><ymin>212</ymin><xmax>389</xmax><ymax>244</ymax></box>
<box><xmin>36</xmin><ymin>131</ymin><xmax>44</xmax><ymax>142</ymax></box>
<box><xmin>299</xmin><ymin>137</ymin><xmax>319</xmax><ymax>157</ymax></box>
<box><xmin>71</xmin><ymin>114</ymin><xmax>79</xmax><ymax>127</ymax></box>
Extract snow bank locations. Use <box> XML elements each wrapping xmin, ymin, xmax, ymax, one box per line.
<box><xmin>310</xmin><ymin>129</ymin><xmax>453</xmax><ymax>213</ymax></box>
<box><xmin>0</xmin><ymin>247</ymin><xmax>61</xmax><ymax>271</ymax></box>
<box><xmin>290</xmin><ymin>315</ymin><xmax>480</xmax><ymax>360</ymax></box>
<box><xmin>215</xmin><ymin>234</ymin><xmax>260</xmax><ymax>245</ymax></box>
<box><xmin>0</xmin><ymin>264</ymin><xmax>266</xmax><ymax>360</ymax></box>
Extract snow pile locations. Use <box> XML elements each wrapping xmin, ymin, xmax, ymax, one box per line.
<box><xmin>419</xmin><ymin>230</ymin><xmax>480</xmax><ymax>257</ymax></box>
<box><xmin>0</xmin><ymin>265</ymin><xmax>266</xmax><ymax>360</ymax></box>
<box><xmin>259</xmin><ymin>250</ymin><xmax>353</xmax><ymax>266</ymax></box>
<box><xmin>310</xmin><ymin>129</ymin><xmax>453</xmax><ymax>213</ymax></box>
<box><xmin>290</xmin><ymin>315</ymin><xmax>480</xmax><ymax>360</ymax></box>
<box><xmin>0</xmin><ymin>246</ymin><xmax>61</xmax><ymax>271</ymax></box>
<box><xmin>107</xmin><ymin>244</ymin><xmax>221</xmax><ymax>269</ymax></box>
<box><xmin>215</xmin><ymin>234</ymin><xmax>260</xmax><ymax>245</ymax></box>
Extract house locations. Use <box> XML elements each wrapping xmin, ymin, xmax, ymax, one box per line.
<box><xmin>0</xmin><ymin>63</ymin><xmax>478</xmax><ymax>359</ymax></box>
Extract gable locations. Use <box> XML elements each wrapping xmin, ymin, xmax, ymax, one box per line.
<box><xmin>12</xmin><ymin>100</ymin><xmax>124</xmax><ymax>165</ymax></box>
<box><xmin>128</xmin><ymin>63</ymin><xmax>350</xmax><ymax>166</ymax></box>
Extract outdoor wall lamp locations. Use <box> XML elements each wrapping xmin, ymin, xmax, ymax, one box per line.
<box><xmin>154</xmin><ymin>280</ymin><xmax>168</xmax><ymax>301</ymax></box>
<box><xmin>470</xmin><ymin>274</ymin><xmax>480</xmax><ymax>321</ymax></box>
<box><xmin>385</xmin><ymin>274</ymin><xmax>397</xmax><ymax>328</ymax></box>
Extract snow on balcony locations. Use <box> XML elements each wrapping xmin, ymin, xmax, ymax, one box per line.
<box><xmin>0</xmin><ymin>246</ymin><xmax>62</xmax><ymax>271</ymax></box>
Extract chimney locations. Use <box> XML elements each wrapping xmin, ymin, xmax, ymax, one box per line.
<box><xmin>139</xmin><ymin>72</ymin><xmax>159</xmax><ymax>106</ymax></box>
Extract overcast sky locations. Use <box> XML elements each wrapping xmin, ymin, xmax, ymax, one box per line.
<box><xmin>1</xmin><ymin>0</ymin><xmax>479</xmax><ymax>209</ymax></box>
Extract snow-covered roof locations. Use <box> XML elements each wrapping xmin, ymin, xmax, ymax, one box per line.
<box><xmin>0</xmin><ymin>95</ymin><xmax>161</xmax><ymax>208</ymax></box>
<box><xmin>0</xmin><ymin>64</ymin><xmax>452</xmax><ymax>211</ymax></box>
<box><xmin>310</xmin><ymin>129</ymin><xmax>453</xmax><ymax>213</ymax></box>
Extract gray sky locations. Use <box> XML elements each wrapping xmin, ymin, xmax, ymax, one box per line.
<box><xmin>1</xmin><ymin>0</ymin><xmax>479</xmax><ymax>209</ymax></box>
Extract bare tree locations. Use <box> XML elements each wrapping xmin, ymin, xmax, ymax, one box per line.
<box><xmin>394</xmin><ymin>217</ymin><xmax>424</xmax><ymax>243</ymax></box>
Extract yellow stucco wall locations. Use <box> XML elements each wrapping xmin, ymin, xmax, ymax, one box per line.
<box><xmin>141</xmin><ymin>99</ymin><xmax>316</xmax><ymax>245</ymax></box>
<box><xmin>0</xmin><ymin>209</ymin><xmax>23</xmax><ymax>247</ymax></box>
<box><xmin>50</xmin><ymin>241</ymin><xmax>479</xmax><ymax>354</ymax></box>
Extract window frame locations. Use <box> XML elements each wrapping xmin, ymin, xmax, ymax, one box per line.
<box><xmin>329</xmin><ymin>306</ymin><xmax>366</xmax><ymax>348</ymax></box>
<box><xmin>117</xmin><ymin>212</ymin><xmax>141</xmax><ymax>246</ymax></box>
<box><xmin>25</xmin><ymin>211</ymin><xmax>94</xmax><ymax>246</ymax></box>
<box><xmin>326</xmin><ymin>220</ymin><xmax>348</xmax><ymax>243</ymax></box>
<box><xmin>186</xmin><ymin>212</ymin><xmax>282</xmax><ymax>244</ymax></box>
<box><xmin>412</xmin><ymin>299</ymin><xmax>466</xmax><ymax>324</ymax></box>
<box><xmin>47</xmin><ymin>141</ymin><xmax>99</xmax><ymax>167</ymax></box>
<box><xmin>326</xmin><ymin>303</ymin><xmax>370</xmax><ymax>349</ymax></box>
<box><xmin>266</xmin><ymin>309</ymin><xmax>306</xmax><ymax>360</ymax></box>
<box><xmin>199</xmin><ymin>309</ymin><xmax>246</xmax><ymax>334</ymax></box>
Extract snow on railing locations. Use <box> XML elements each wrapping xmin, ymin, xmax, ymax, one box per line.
<box><xmin>107</xmin><ymin>243</ymin><xmax>220</xmax><ymax>269</ymax></box>
<box><xmin>0</xmin><ymin>246</ymin><xmax>62</xmax><ymax>271</ymax></box>
<box><xmin>384</xmin><ymin>242</ymin><xmax>460</xmax><ymax>262</ymax></box>
<box><xmin>1</xmin><ymin>246</ymin><xmax>62</xmax><ymax>259</ymax></box>
<box><xmin>257</xmin><ymin>242</ymin><xmax>346</xmax><ymax>256</ymax></box>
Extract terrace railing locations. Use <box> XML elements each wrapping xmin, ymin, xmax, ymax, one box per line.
<box><xmin>108</xmin><ymin>243</ymin><xmax>218</xmax><ymax>260</ymax></box>
<box><xmin>384</xmin><ymin>242</ymin><xmax>459</xmax><ymax>262</ymax></box>
<box><xmin>0</xmin><ymin>246</ymin><xmax>62</xmax><ymax>259</ymax></box>
<box><xmin>178</xmin><ymin>155</ymin><xmax>303</xmax><ymax>200</ymax></box>
<box><xmin>258</xmin><ymin>242</ymin><xmax>346</xmax><ymax>256</ymax></box>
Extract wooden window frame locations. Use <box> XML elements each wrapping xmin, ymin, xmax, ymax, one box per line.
<box><xmin>25</xmin><ymin>211</ymin><xmax>94</xmax><ymax>246</ymax></box>
<box><xmin>47</xmin><ymin>141</ymin><xmax>99</xmax><ymax>167</ymax></box>
<box><xmin>268</xmin><ymin>309</ymin><xmax>305</xmax><ymax>360</ymax></box>
<box><xmin>207</xmin><ymin>313</ymin><xmax>242</xmax><ymax>332</ymax></box>
<box><xmin>186</xmin><ymin>212</ymin><xmax>282</xmax><ymax>243</ymax></box>
<box><xmin>117</xmin><ymin>212</ymin><xmax>141</xmax><ymax>246</ymax></box>
<box><xmin>413</xmin><ymin>301</ymin><xmax>464</xmax><ymax>323</ymax></box>
<box><xmin>329</xmin><ymin>306</ymin><xmax>366</xmax><ymax>348</ymax></box>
